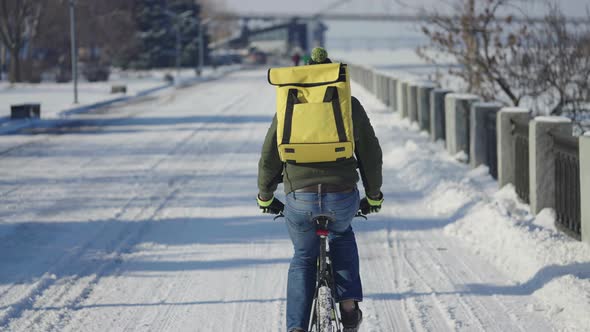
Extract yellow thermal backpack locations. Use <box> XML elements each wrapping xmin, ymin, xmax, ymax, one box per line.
<box><xmin>267</xmin><ymin>63</ymin><xmax>354</xmax><ymax>163</ymax></box>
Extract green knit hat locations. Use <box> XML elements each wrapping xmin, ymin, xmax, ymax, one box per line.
<box><xmin>311</xmin><ymin>47</ymin><xmax>328</xmax><ymax>64</ymax></box>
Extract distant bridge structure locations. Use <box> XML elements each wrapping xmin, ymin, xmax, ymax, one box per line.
<box><xmin>208</xmin><ymin>9</ymin><xmax>589</xmax><ymax>59</ymax></box>
<box><xmin>211</xmin><ymin>11</ymin><xmax>590</xmax><ymax>25</ymax></box>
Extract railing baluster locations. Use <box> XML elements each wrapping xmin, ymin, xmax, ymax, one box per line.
<box><xmin>553</xmin><ymin>134</ymin><xmax>581</xmax><ymax>239</ymax></box>
<box><xmin>514</xmin><ymin>125</ymin><xmax>530</xmax><ymax>204</ymax></box>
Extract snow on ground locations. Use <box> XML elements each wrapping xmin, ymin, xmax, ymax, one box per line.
<box><xmin>0</xmin><ymin>67</ymin><xmax>241</xmax><ymax>135</ymax></box>
<box><xmin>0</xmin><ymin>70</ymin><xmax>170</xmax><ymax>119</ymax></box>
<box><xmin>0</xmin><ymin>67</ymin><xmax>237</xmax><ymax>119</ymax></box>
<box><xmin>0</xmin><ymin>68</ymin><xmax>588</xmax><ymax>331</ymax></box>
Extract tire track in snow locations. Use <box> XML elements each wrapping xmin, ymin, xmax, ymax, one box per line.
<box><xmin>28</xmin><ymin>187</ymin><xmax>182</xmax><ymax>332</ymax></box>
<box><xmin>398</xmin><ymin>233</ymin><xmax>487</xmax><ymax>332</ymax></box>
<box><xmin>359</xmin><ymin>224</ymin><xmax>410</xmax><ymax>332</ymax></box>
<box><xmin>58</xmin><ymin>70</ymin><xmax>278</xmax><ymax>332</ymax></box>
<box><xmin>143</xmin><ymin>136</ymin><xmax>248</xmax><ymax>332</ymax></box>
<box><xmin>0</xmin><ymin>185</ymin><xmax>154</xmax><ymax>330</ymax></box>
<box><xmin>1</xmin><ymin>77</ymin><xmax>248</xmax><ymax>331</ymax></box>
<box><xmin>10</xmin><ymin>160</ymin><xmax>189</xmax><ymax>331</ymax></box>
<box><xmin>33</xmin><ymin>99</ymin><xmax>244</xmax><ymax>331</ymax></box>
<box><xmin>143</xmin><ymin>92</ymin><xmax>280</xmax><ymax>331</ymax></box>
<box><xmin>0</xmin><ymin>128</ymin><xmax>189</xmax><ymax>329</ymax></box>
<box><xmin>395</xmin><ymin>233</ymin><xmax>463</xmax><ymax>332</ymax></box>
<box><xmin>424</xmin><ymin>236</ymin><xmax>549</xmax><ymax>332</ymax></box>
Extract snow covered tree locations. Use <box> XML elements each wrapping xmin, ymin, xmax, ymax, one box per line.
<box><xmin>133</xmin><ymin>0</ymin><xmax>172</xmax><ymax>68</ymax></box>
<box><xmin>133</xmin><ymin>0</ymin><xmax>205</xmax><ymax>69</ymax></box>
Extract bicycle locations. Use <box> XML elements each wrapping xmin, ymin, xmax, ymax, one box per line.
<box><xmin>307</xmin><ymin>212</ymin><xmax>366</xmax><ymax>332</ymax></box>
<box><xmin>270</xmin><ymin>210</ymin><xmax>365</xmax><ymax>332</ymax></box>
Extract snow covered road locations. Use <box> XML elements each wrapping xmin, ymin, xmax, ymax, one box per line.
<box><xmin>0</xmin><ymin>69</ymin><xmax>587</xmax><ymax>331</ymax></box>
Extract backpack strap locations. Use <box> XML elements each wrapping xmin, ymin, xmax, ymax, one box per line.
<box><xmin>282</xmin><ymin>89</ymin><xmax>299</xmax><ymax>145</ymax></box>
<box><xmin>323</xmin><ymin>86</ymin><xmax>347</xmax><ymax>143</ymax></box>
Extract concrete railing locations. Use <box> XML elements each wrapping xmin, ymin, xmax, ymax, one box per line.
<box><xmin>349</xmin><ymin>64</ymin><xmax>587</xmax><ymax>242</ymax></box>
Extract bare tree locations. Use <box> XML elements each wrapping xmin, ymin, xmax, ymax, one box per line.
<box><xmin>198</xmin><ymin>0</ymin><xmax>236</xmax><ymax>43</ymax></box>
<box><xmin>74</xmin><ymin>0</ymin><xmax>137</xmax><ymax>65</ymax></box>
<box><xmin>417</xmin><ymin>0</ymin><xmax>529</xmax><ymax>105</ymax></box>
<box><xmin>0</xmin><ymin>0</ymin><xmax>45</xmax><ymax>82</ymax></box>
<box><xmin>512</xmin><ymin>6</ymin><xmax>590</xmax><ymax>117</ymax></box>
<box><xmin>34</xmin><ymin>0</ymin><xmax>138</xmax><ymax>73</ymax></box>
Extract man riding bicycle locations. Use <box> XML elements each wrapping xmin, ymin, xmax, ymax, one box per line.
<box><xmin>257</xmin><ymin>47</ymin><xmax>383</xmax><ymax>332</ymax></box>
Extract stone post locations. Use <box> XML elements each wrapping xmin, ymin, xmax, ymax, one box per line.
<box><xmin>383</xmin><ymin>75</ymin><xmax>391</xmax><ymax>108</ymax></box>
<box><xmin>417</xmin><ymin>83</ymin><xmax>436</xmax><ymax>132</ymax></box>
<box><xmin>497</xmin><ymin>108</ymin><xmax>530</xmax><ymax>188</ymax></box>
<box><xmin>398</xmin><ymin>81</ymin><xmax>409</xmax><ymax>118</ymax></box>
<box><xmin>383</xmin><ymin>76</ymin><xmax>391</xmax><ymax>106</ymax></box>
<box><xmin>377</xmin><ymin>74</ymin><xmax>385</xmax><ymax>103</ymax></box>
<box><xmin>579</xmin><ymin>135</ymin><xmax>590</xmax><ymax>244</ymax></box>
<box><xmin>430</xmin><ymin>89</ymin><xmax>452</xmax><ymax>141</ymax></box>
<box><xmin>529</xmin><ymin>117</ymin><xmax>572</xmax><ymax>214</ymax></box>
<box><xmin>382</xmin><ymin>75</ymin><xmax>388</xmax><ymax>105</ymax></box>
<box><xmin>362</xmin><ymin>67</ymin><xmax>369</xmax><ymax>90</ymax></box>
<box><xmin>372</xmin><ymin>71</ymin><xmax>378</xmax><ymax>95</ymax></box>
<box><xmin>469</xmin><ymin>102</ymin><xmax>502</xmax><ymax>168</ymax></box>
<box><xmin>444</xmin><ymin>93</ymin><xmax>480</xmax><ymax>159</ymax></box>
<box><xmin>389</xmin><ymin>77</ymin><xmax>398</xmax><ymax>112</ymax></box>
<box><xmin>408</xmin><ymin>84</ymin><xmax>419</xmax><ymax>123</ymax></box>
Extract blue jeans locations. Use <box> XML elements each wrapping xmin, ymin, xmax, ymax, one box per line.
<box><xmin>284</xmin><ymin>188</ymin><xmax>363</xmax><ymax>332</ymax></box>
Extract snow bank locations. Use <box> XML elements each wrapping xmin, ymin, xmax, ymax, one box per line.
<box><xmin>444</xmin><ymin>182</ymin><xmax>590</xmax><ymax>331</ymax></box>
<box><xmin>373</xmin><ymin>99</ymin><xmax>590</xmax><ymax>331</ymax></box>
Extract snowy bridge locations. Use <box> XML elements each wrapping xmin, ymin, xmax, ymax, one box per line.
<box><xmin>0</xmin><ymin>68</ymin><xmax>589</xmax><ymax>331</ymax></box>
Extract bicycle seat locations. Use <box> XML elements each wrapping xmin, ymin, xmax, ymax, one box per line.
<box><xmin>311</xmin><ymin>214</ymin><xmax>335</xmax><ymax>223</ymax></box>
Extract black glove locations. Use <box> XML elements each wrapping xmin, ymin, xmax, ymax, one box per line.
<box><xmin>257</xmin><ymin>195</ymin><xmax>284</xmax><ymax>215</ymax></box>
<box><xmin>359</xmin><ymin>192</ymin><xmax>384</xmax><ymax>215</ymax></box>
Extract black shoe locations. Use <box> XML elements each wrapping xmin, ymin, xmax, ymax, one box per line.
<box><xmin>340</xmin><ymin>303</ymin><xmax>363</xmax><ymax>331</ymax></box>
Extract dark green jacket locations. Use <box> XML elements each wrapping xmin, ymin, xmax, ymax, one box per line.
<box><xmin>258</xmin><ymin>96</ymin><xmax>382</xmax><ymax>199</ymax></box>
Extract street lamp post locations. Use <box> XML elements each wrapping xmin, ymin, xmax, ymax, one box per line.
<box><xmin>69</xmin><ymin>0</ymin><xmax>78</xmax><ymax>104</ymax></box>
<box><xmin>197</xmin><ymin>22</ymin><xmax>203</xmax><ymax>76</ymax></box>
<box><xmin>164</xmin><ymin>10</ymin><xmax>183</xmax><ymax>84</ymax></box>
<box><xmin>197</xmin><ymin>19</ymin><xmax>210</xmax><ymax>77</ymax></box>
<box><xmin>174</xmin><ymin>19</ymin><xmax>181</xmax><ymax>81</ymax></box>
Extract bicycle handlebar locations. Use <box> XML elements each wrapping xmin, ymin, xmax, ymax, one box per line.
<box><xmin>272</xmin><ymin>210</ymin><xmax>368</xmax><ymax>221</ymax></box>
<box><xmin>354</xmin><ymin>211</ymin><xmax>368</xmax><ymax>220</ymax></box>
